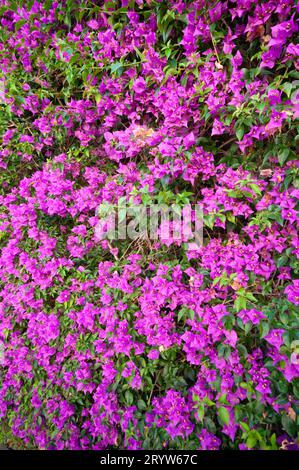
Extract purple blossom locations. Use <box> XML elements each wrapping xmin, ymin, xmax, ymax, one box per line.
<box><xmin>132</xmin><ymin>77</ymin><xmax>146</xmax><ymax>94</ymax></box>
<box><xmin>265</xmin><ymin>329</ymin><xmax>285</xmax><ymax>350</ymax></box>
<box><xmin>285</xmin><ymin>280</ymin><xmax>299</xmax><ymax>305</ymax></box>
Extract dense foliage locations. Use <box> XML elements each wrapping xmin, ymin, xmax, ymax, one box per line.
<box><xmin>0</xmin><ymin>0</ymin><xmax>298</xmax><ymax>450</ymax></box>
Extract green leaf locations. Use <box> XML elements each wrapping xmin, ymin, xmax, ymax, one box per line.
<box><xmin>270</xmin><ymin>433</ymin><xmax>277</xmax><ymax>450</ymax></box>
<box><xmin>137</xmin><ymin>399</ymin><xmax>146</xmax><ymax>410</ymax></box>
<box><xmin>125</xmin><ymin>390</ymin><xmax>133</xmax><ymax>406</ymax></box>
<box><xmin>281</xmin><ymin>82</ymin><xmax>293</xmax><ymax>98</ymax></box>
<box><xmin>278</xmin><ymin>148</ymin><xmax>290</xmax><ymax>166</ymax></box>
<box><xmin>282</xmin><ymin>414</ymin><xmax>297</xmax><ymax>438</ymax></box>
<box><xmin>236</xmin><ymin>126</ymin><xmax>244</xmax><ymax>141</ymax></box>
<box><xmin>110</xmin><ymin>61</ymin><xmax>123</xmax><ymax>76</ymax></box>
<box><xmin>15</xmin><ymin>19</ymin><xmax>26</xmax><ymax>30</ymax></box>
<box><xmin>218</xmin><ymin>406</ymin><xmax>230</xmax><ymax>425</ymax></box>
<box><xmin>204</xmin><ymin>213</ymin><xmax>215</xmax><ymax>229</ymax></box>
<box><xmin>234</xmin><ymin>295</ymin><xmax>247</xmax><ymax>312</ymax></box>
<box><xmin>260</xmin><ymin>321</ymin><xmax>270</xmax><ymax>338</ymax></box>
<box><xmin>249</xmin><ymin>183</ymin><xmax>262</xmax><ymax>197</ymax></box>
<box><xmin>197</xmin><ymin>403</ymin><xmax>204</xmax><ymax>422</ymax></box>
<box><xmin>246</xmin><ymin>431</ymin><xmax>257</xmax><ymax>449</ymax></box>
<box><xmin>240</xmin><ymin>422</ymin><xmax>250</xmax><ymax>432</ymax></box>
<box><xmin>203</xmin><ymin>397</ymin><xmax>215</xmax><ymax>407</ymax></box>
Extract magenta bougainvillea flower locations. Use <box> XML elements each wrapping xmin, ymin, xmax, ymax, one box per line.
<box><xmin>0</xmin><ymin>0</ymin><xmax>298</xmax><ymax>452</ymax></box>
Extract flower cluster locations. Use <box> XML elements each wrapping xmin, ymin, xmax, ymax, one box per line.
<box><xmin>0</xmin><ymin>0</ymin><xmax>298</xmax><ymax>450</ymax></box>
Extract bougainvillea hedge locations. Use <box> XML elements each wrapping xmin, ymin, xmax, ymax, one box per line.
<box><xmin>0</xmin><ymin>0</ymin><xmax>298</xmax><ymax>451</ymax></box>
